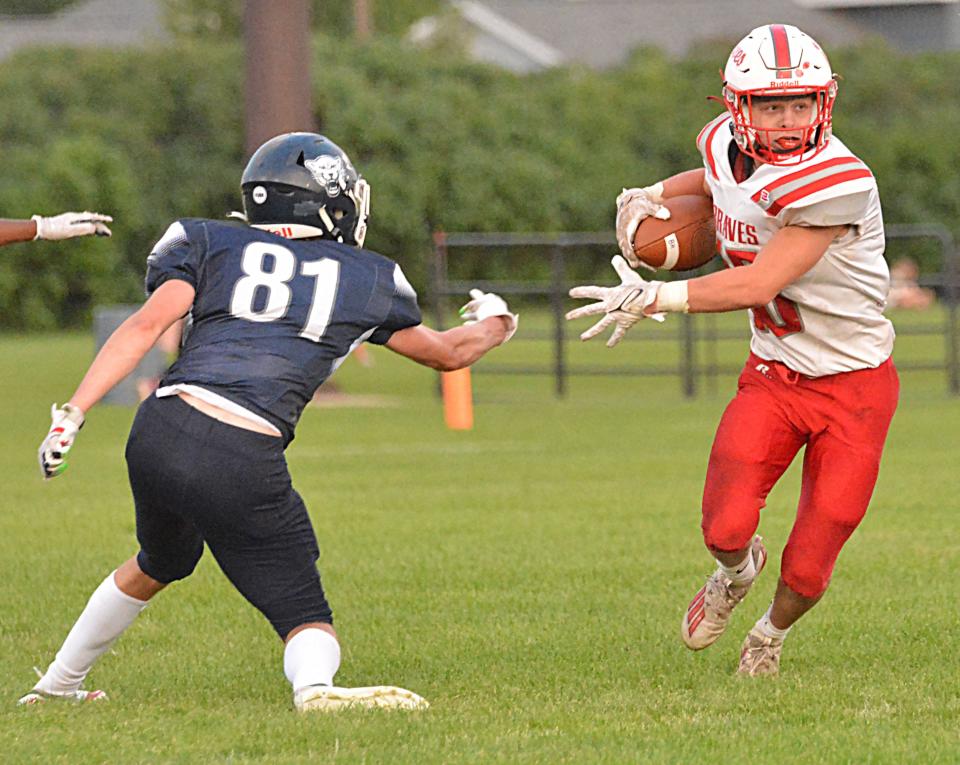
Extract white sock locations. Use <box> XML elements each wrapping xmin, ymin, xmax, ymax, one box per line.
<box><xmin>35</xmin><ymin>571</ymin><xmax>148</xmax><ymax>694</ymax></box>
<box><xmin>717</xmin><ymin>548</ymin><xmax>756</xmax><ymax>585</ymax></box>
<box><xmin>755</xmin><ymin>605</ymin><xmax>792</xmax><ymax>641</ymax></box>
<box><xmin>283</xmin><ymin>628</ymin><xmax>341</xmax><ymax>692</ymax></box>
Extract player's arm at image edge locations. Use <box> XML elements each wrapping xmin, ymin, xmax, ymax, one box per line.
<box><xmin>385</xmin><ymin>319</ymin><xmax>511</xmax><ymax>371</ymax></box>
<box><xmin>0</xmin><ymin>219</ymin><xmax>38</xmax><ymax>245</ymax></box>
<box><xmin>68</xmin><ymin>279</ymin><xmax>196</xmax><ymax>412</ymax></box>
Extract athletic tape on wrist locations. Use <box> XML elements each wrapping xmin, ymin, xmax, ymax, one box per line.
<box><xmin>31</xmin><ymin>214</ymin><xmax>44</xmax><ymax>240</ymax></box>
<box><xmin>656</xmin><ymin>281</ymin><xmax>689</xmax><ymax>313</ymax></box>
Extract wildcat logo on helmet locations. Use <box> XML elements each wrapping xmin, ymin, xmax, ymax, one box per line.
<box><xmin>305</xmin><ymin>156</ymin><xmax>347</xmax><ymax>197</ymax></box>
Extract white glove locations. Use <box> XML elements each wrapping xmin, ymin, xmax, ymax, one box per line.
<box><xmin>615</xmin><ymin>185</ymin><xmax>670</xmax><ymax>268</ymax></box>
<box><xmin>566</xmin><ymin>255</ymin><xmax>665</xmax><ymax>347</ymax></box>
<box><xmin>32</xmin><ymin>211</ymin><xmax>112</xmax><ymax>240</ymax></box>
<box><xmin>38</xmin><ymin>403</ymin><xmax>85</xmax><ymax>480</ymax></box>
<box><xmin>459</xmin><ymin>289</ymin><xmax>519</xmax><ymax>344</ymax></box>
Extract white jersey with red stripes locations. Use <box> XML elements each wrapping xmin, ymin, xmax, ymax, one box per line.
<box><xmin>697</xmin><ymin>114</ymin><xmax>894</xmax><ymax>377</ymax></box>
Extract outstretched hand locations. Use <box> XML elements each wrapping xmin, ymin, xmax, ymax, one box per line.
<box><xmin>566</xmin><ymin>255</ymin><xmax>664</xmax><ymax>347</ymax></box>
<box><xmin>33</xmin><ymin>211</ymin><xmax>112</xmax><ymax>240</ymax></box>
<box><xmin>460</xmin><ymin>289</ymin><xmax>519</xmax><ymax>344</ymax></box>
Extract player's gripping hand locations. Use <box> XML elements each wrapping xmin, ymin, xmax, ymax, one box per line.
<box><xmin>32</xmin><ymin>211</ymin><xmax>113</xmax><ymax>240</ymax></box>
<box><xmin>615</xmin><ymin>185</ymin><xmax>670</xmax><ymax>268</ymax></box>
<box><xmin>38</xmin><ymin>403</ymin><xmax>85</xmax><ymax>480</ymax></box>
<box><xmin>566</xmin><ymin>255</ymin><xmax>665</xmax><ymax>348</ymax></box>
<box><xmin>459</xmin><ymin>289</ymin><xmax>519</xmax><ymax>344</ymax></box>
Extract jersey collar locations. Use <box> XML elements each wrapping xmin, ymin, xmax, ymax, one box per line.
<box><xmin>249</xmin><ymin>223</ymin><xmax>328</xmax><ymax>240</ymax></box>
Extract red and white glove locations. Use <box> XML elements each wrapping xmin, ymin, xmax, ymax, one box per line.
<box><xmin>32</xmin><ymin>212</ymin><xmax>112</xmax><ymax>240</ymax></box>
<box><xmin>566</xmin><ymin>255</ymin><xmax>665</xmax><ymax>348</ymax></box>
<box><xmin>38</xmin><ymin>403</ymin><xmax>85</xmax><ymax>480</ymax></box>
<box><xmin>459</xmin><ymin>289</ymin><xmax>518</xmax><ymax>344</ymax></box>
<box><xmin>615</xmin><ymin>184</ymin><xmax>670</xmax><ymax>268</ymax></box>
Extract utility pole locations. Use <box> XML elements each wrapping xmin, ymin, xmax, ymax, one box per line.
<box><xmin>354</xmin><ymin>0</ymin><xmax>372</xmax><ymax>41</ymax></box>
<box><xmin>243</xmin><ymin>0</ymin><xmax>314</xmax><ymax>157</ymax></box>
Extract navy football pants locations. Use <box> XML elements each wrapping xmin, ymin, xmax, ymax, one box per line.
<box><xmin>125</xmin><ymin>394</ymin><xmax>333</xmax><ymax>639</ymax></box>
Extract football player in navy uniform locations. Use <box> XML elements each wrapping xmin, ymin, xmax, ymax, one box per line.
<box><xmin>0</xmin><ymin>211</ymin><xmax>112</xmax><ymax>246</ymax></box>
<box><xmin>23</xmin><ymin>133</ymin><xmax>516</xmax><ymax>711</ymax></box>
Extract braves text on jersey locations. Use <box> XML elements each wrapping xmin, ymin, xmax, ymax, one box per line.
<box><xmin>697</xmin><ymin>115</ymin><xmax>894</xmax><ymax>376</ymax></box>
<box><xmin>145</xmin><ymin>219</ymin><xmax>422</xmax><ymax>443</ymax></box>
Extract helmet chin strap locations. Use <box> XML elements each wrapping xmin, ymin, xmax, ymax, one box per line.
<box><xmin>317</xmin><ymin>206</ymin><xmax>337</xmax><ymax>234</ymax></box>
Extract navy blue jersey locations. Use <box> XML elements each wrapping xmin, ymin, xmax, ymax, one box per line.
<box><xmin>146</xmin><ymin>218</ymin><xmax>421</xmax><ymax>443</ymax></box>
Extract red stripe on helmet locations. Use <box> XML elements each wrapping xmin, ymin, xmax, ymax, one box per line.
<box><xmin>770</xmin><ymin>24</ymin><xmax>793</xmax><ymax>79</ymax></box>
<box><xmin>764</xmin><ymin>168</ymin><xmax>874</xmax><ymax>216</ymax></box>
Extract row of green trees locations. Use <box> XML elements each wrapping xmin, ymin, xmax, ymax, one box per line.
<box><xmin>0</xmin><ymin>33</ymin><xmax>957</xmax><ymax>328</ymax></box>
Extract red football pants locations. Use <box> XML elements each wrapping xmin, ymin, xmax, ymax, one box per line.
<box><xmin>701</xmin><ymin>353</ymin><xmax>899</xmax><ymax>598</ymax></box>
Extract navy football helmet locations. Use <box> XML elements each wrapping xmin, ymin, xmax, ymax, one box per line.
<box><xmin>241</xmin><ymin>132</ymin><xmax>370</xmax><ymax>246</ymax></box>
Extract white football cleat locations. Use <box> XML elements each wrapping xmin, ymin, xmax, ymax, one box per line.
<box><xmin>681</xmin><ymin>535</ymin><xmax>767</xmax><ymax>650</ymax></box>
<box><xmin>294</xmin><ymin>684</ymin><xmax>429</xmax><ymax>712</ymax></box>
<box><xmin>17</xmin><ymin>688</ymin><xmax>107</xmax><ymax>706</ymax></box>
<box><xmin>737</xmin><ymin>627</ymin><xmax>783</xmax><ymax>676</ymax></box>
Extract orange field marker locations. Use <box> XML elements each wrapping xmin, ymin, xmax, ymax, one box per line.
<box><xmin>441</xmin><ymin>368</ymin><xmax>473</xmax><ymax>430</ymax></box>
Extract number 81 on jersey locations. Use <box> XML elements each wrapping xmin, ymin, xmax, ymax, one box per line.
<box><xmin>229</xmin><ymin>242</ymin><xmax>341</xmax><ymax>342</ymax></box>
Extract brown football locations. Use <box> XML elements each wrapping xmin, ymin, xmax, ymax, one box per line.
<box><xmin>633</xmin><ymin>194</ymin><xmax>717</xmax><ymax>271</ymax></box>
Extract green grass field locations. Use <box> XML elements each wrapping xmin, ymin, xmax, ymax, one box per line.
<box><xmin>2</xmin><ymin>311</ymin><xmax>958</xmax><ymax>764</ymax></box>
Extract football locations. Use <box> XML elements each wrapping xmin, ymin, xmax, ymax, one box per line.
<box><xmin>632</xmin><ymin>194</ymin><xmax>716</xmax><ymax>271</ymax></box>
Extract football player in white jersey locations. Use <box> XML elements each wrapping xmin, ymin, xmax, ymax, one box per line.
<box><xmin>567</xmin><ymin>24</ymin><xmax>898</xmax><ymax>675</ymax></box>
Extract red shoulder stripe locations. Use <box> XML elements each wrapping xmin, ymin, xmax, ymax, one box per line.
<box><xmin>703</xmin><ymin>120</ymin><xmax>725</xmax><ymax>180</ymax></box>
<box><xmin>696</xmin><ymin>115</ymin><xmax>726</xmax><ymax>152</ymax></box>
<box><xmin>762</xmin><ymin>156</ymin><xmax>864</xmax><ymax>193</ymax></box>
<box><xmin>696</xmin><ymin>118</ymin><xmax>717</xmax><ymax>151</ymax></box>
<box><xmin>764</xmin><ymin>168</ymin><xmax>874</xmax><ymax>216</ymax></box>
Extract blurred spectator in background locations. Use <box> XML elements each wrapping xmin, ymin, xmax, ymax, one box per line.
<box><xmin>0</xmin><ymin>212</ymin><xmax>112</xmax><ymax>246</ymax></box>
<box><xmin>887</xmin><ymin>256</ymin><xmax>934</xmax><ymax>310</ymax></box>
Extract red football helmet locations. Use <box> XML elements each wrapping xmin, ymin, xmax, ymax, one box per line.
<box><xmin>721</xmin><ymin>24</ymin><xmax>838</xmax><ymax>165</ymax></box>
